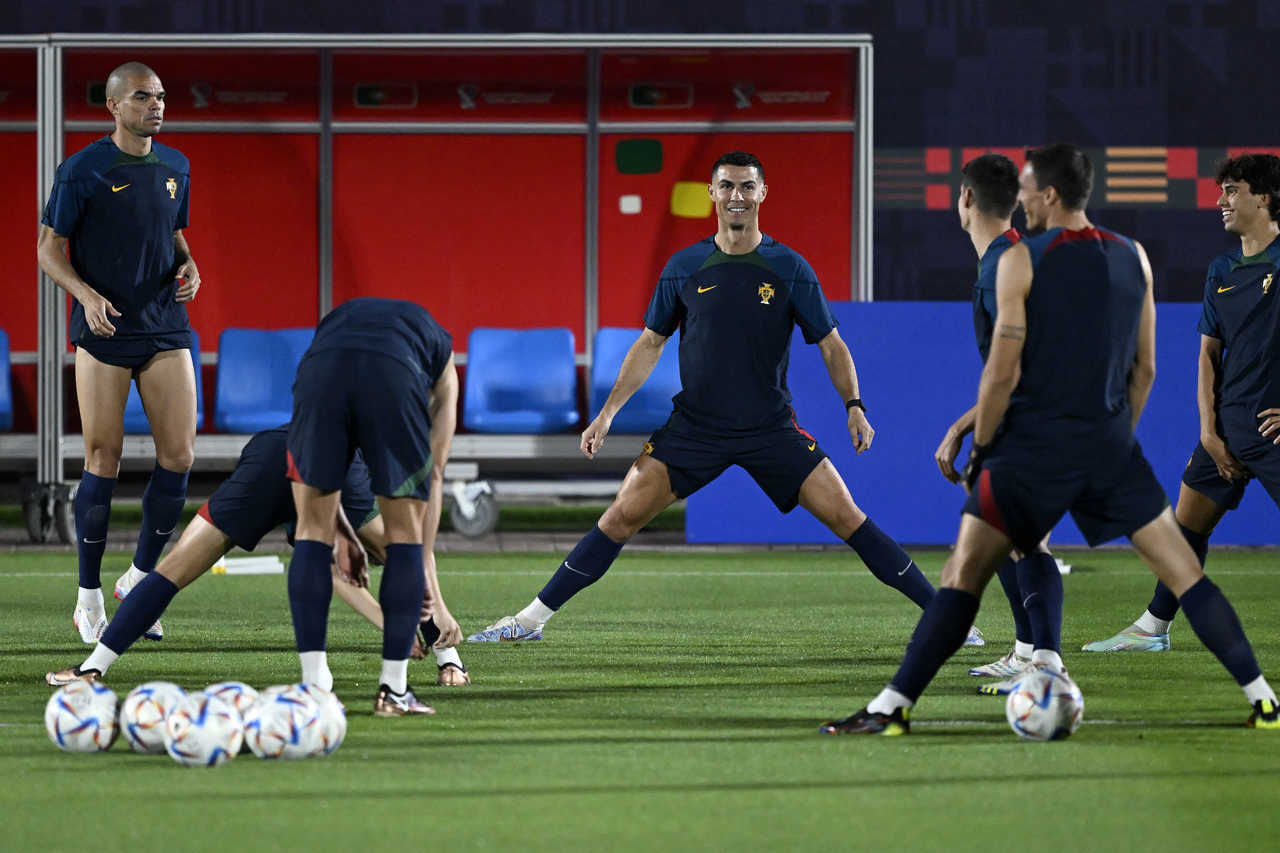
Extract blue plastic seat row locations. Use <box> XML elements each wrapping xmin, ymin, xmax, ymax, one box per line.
<box><xmin>0</xmin><ymin>326</ymin><xmax>680</xmax><ymax>436</ymax></box>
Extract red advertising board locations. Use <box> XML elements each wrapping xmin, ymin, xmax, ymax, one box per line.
<box><xmin>63</xmin><ymin>51</ymin><xmax>320</xmax><ymax>121</ymax></box>
<box><xmin>332</xmin><ymin>51</ymin><xmax>587</xmax><ymax>122</ymax></box>
<box><xmin>0</xmin><ymin>49</ymin><xmax>37</xmax><ymax>121</ymax></box>
<box><xmin>600</xmin><ymin>50</ymin><xmax>854</xmax><ymax>122</ymax></box>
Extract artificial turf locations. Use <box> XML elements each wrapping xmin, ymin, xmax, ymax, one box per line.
<box><xmin>1</xmin><ymin>548</ymin><xmax>1277</xmax><ymax>851</ymax></box>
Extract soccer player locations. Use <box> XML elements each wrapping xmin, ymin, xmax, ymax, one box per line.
<box><xmin>45</xmin><ymin>425</ymin><xmax>468</xmax><ymax>689</ymax></box>
<box><xmin>287</xmin><ymin>297</ymin><xmax>458</xmax><ymax>716</ymax></box>
<box><xmin>820</xmin><ymin>144</ymin><xmax>1279</xmax><ymax>735</ymax></box>
<box><xmin>936</xmin><ymin>153</ymin><xmax>1071</xmax><ymax>690</ymax></box>
<box><xmin>37</xmin><ymin>62</ymin><xmax>200</xmax><ymax>645</ymax></box>
<box><xmin>469</xmin><ymin>151</ymin><xmax>982</xmax><ymax>648</ymax></box>
<box><xmin>1083</xmin><ymin>152</ymin><xmax>1280</xmax><ymax>653</ymax></box>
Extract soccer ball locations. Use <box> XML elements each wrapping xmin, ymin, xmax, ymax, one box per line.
<box><xmin>45</xmin><ymin>681</ymin><xmax>119</xmax><ymax>752</ymax></box>
<box><xmin>203</xmin><ymin>680</ymin><xmax>259</xmax><ymax>716</ymax></box>
<box><xmin>163</xmin><ymin>693</ymin><xmax>244</xmax><ymax>767</ymax></box>
<box><xmin>243</xmin><ymin>684</ymin><xmax>322</xmax><ymax>760</ymax></box>
<box><xmin>1005</xmin><ymin>668</ymin><xmax>1084</xmax><ymax>741</ymax></box>
<box><xmin>120</xmin><ymin>681</ymin><xmax>186</xmax><ymax>754</ymax></box>
<box><xmin>291</xmin><ymin>683</ymin><xmax>347</xmax><ymax>757</ymax></box>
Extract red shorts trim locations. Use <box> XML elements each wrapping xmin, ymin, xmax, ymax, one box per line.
<box><xmin>976</xmin><ymin>469</ymin><xmax>1010</xmax><ymax>537</ymax></box>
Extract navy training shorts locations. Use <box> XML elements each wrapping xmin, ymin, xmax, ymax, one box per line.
<box><xmin>288</xmin><ymin>349</ymin><xmax>434</xmax><ymax>501</ymax></box>
<box><xmin>645</xmin><ymin>410</ymin><xmax>828</xmax><ymax>512</ymax></box>
<box><xmin>77</xmin><ymin>331</ymin><xmax>193</xmax><ymax>371</ymax></box>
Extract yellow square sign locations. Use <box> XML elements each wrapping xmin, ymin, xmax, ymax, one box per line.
<box><xmin>670</xmin><ymin>181</ymin><xmax>712</xmax><ymax>218</ymax></box>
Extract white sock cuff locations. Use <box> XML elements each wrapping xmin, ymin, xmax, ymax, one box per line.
<box><xmin>380</xmin><ymin>659</ymin><xmax>409</xmax><ymax>694</ymax></box>
<box><xmin>1242</xmin><ymin>675</ymin><xmax>1276</xmax><ymax>705</ymax></box>
<box><xmin>77</xmin><ymin>587</ymin><xmax>105</xmax><ymax>610</ymax></box>
<box><xmin>82</xmin><ymin>644</ymin><xmax>119</xmax><ymax>674</ymax></box>
<box><xmin>299</xmin><ymin>651</ymin><xmax>332</xmax><ymax>691</ymax></box>
<box><xmin>518</xmin><ymin>597</ymin><xmax>556</xmax><ymax>626</ymax></box>
<box><xmin>1134</xmin><ymin>610</ymin><xmax>1172</xmax><ymax>635</ymax></box>
<box><xmin>434</xmin><ymin>646</ymin><xmax>462</xmax><ymax>667</ymax></box>
<box><xmin>867</xmin><ymin>687</ymin><xmax>913</xmax><ymax>716</ymax></box>
<box><xmin>1014</xmin><ymin>640</ymin><xmax>1034</xmax><ymax>660</ymax></box>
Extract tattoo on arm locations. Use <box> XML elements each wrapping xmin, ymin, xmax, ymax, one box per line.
<box><xmin>997</xmin><ymin>324</ymin><xmax>1025</xmax><ymax>341</ymax></box>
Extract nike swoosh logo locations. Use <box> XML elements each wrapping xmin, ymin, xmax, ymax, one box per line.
<box><xmin>155</xmin><ymin>527</ymin><xmax>175</xmax><ymax>536</ymax></box>
<box><xmin>807</xmin><ymin>441</ymin><xmax>816</xmax><ymax>451</ymax></box>
<box><xmin>111</xmin><ymin>184</ymin><xmax>130</xmax><ymax>192</ymax></box>
<box><xmin>897</xmin><ymin>560</ymin><xmax>913</xmax><ymax>576</ymax></box>
<box><xmin>1217</xmin><ymin>285</ymin><xmax>1237</xmax><ymax>293</ymax></box>
<box><xmin>563</xmin><ymin>561</ymin><xmax>590</xmax><ymax>577</ymax></box>
<box><xmin>82</xmin><ymin>537</ymin><xmax>106</xmax><ymax>544</ymax></box>
<box><xmin>697</xmin><ymin>285</ymin><xmax>718</xmax><ymax>293</ymax></box>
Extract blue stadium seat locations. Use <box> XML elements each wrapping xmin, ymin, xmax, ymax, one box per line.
<box><xmin>463</xmin><ymin>328</ymin><xmax>579</xmax><ymax>434</ymax></box>
<box><xmin>0</xmin><ymin>329</ymin><xmax>12</xmax><ymax>432</ymax></box>
<box><xmin>214</xmin><ymin>327</ymin><xmax>315</xmax><ymax>433</ymax></box>
<box><xmin>122</xmin><ymin>332</ymin><xmax>203</xmax><ymax>434</ymax></box>
<box><xmin>589</xmin><ymin>327</ymin><xmax>680</xmax><ymax>433</ymax></box>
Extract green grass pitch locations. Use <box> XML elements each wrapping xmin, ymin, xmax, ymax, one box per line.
<box><xmin>2</xmin><ymin>548</ymin><xmax>1277</xmax><ymax>851</ymax></box>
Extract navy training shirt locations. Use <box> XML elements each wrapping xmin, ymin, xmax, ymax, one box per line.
<box><xmin>1004</xmin><ymin>226</ymin><xmax>1147</xmax><ymax>452</ymax></box>
<box><xmin>302</xmin><ymin>297</ymin><xmax>453</xmax><ymax>384</ymax></box>
<box><xmin>643</xmin><ymin>234</ymin><xmax>838</xmax><ymax>432</ymax></box>
<box><xmin>41</xmin><ymin>136</ymin><xmax>192</xmax><ymax>349</ymax></box>
<box><xmin>972</xmin><ymin>228</ymin><xmax>1022</xmax><ymax>362</ymax></box>
<box><xmin>1197</xmin><ymin>234</ymin><xmax>1280</xmax><ymax>437</ymax></box>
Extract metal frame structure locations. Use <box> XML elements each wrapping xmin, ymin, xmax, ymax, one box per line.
<box><xmin>7</xmin><ymin>34</ymin><xmax>873</xmax><ymax>538</ymax></box>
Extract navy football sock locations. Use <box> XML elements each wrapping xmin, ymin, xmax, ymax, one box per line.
<box><xmin>996</xmin><ymin>557</ymin><xmax>1033</xmax><ymax>644</ymax></box>
<box><xmin>132</xmin><ymin>464</ymin><xmax>190</xmax><ymax>572</ymax></box>
<box><xmin>537</xmin><ymin>526</ymin><xmax>624</xmax><ymax>610</ymax></box>
<box><xmin>100</xmin><ymin>573</ymin><xmax>179</xmax><ymax>654</ymax></box>
<box><xmin>1179</xmin><ymin>576</ymin><xmax>1263</xmax><ymax>686</ymax></box>
<box><xmin>1015</xmin><ymin>552</ymin><xmax>1063</xmax><ymax>654</ymax></box>
<box><xmin>381</xmin><ymin>543</ymin><xmax>426</xmax><ymax>660</ymax></box>
<box><xmin>846</xmin><ymin>518</ymin><xmax>935</xmax><ymax>609</ymax></box>
<box><xmin>287</xmin><ymin>539</ymin><xmax>333</xmax><ymax>653</ymax></box>
<box><xmin>889</xmin><ymin>588</ymin><xmax>981</xmax><ymax>702</ymax></box>
<box><xmin>74</xmin><ymin>471</ymin><xmax>116</xmax><ymax>590</ymax></box>
<box><xmin>1147</xmin><ymin>524</ymin><xmax>1210</xmax><ymax>621</ymax></box>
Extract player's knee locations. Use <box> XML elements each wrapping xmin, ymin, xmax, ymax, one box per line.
<box><xmin>156</xmin><ymin>446</ymin><xmax>194</xmax><ymax>473</ymax></box>
<box><xmin>83</xmin><ymin>443</ymin><xmax>122</xmax><ymax>476</ymax></box>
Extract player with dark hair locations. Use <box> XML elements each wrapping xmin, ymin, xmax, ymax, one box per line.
<box><xmin>287</xmin><ymin>297</ymin><xmax>459</xmax><ymax>716</ymax></box>
<box><xmin>821</xmin><ymin>143</ymin><xmax>1279</xmax><ymax>735</ymax></box>
<box><xmin>1084</xmin><ymin>152</ymin><xmax>1280</xmax><ymax>653</ymax></box>
<box><xmin>936</xmin><ymin>153</ymin><xmax>1072</xmax><ymax>686</ymax></box>
<box><xmin>37</xmin><ymin>62</ymin><xmax>200</xmax><ymax>645</ymax></box>
<box><xmin>469</xmin><ymin>150</ymin><xmax>983</xmax><ymax>648</ymax></box>
<box><xmin>45</xmin><ymin>426</ymin><xmax>468</xmax><ymax>690</ymax></box>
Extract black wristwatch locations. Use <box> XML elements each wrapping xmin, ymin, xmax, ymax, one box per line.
<box><xmin>845</xmin><ymin>398</ymin><xmax>865</xmax><ymax>413</ymax></box>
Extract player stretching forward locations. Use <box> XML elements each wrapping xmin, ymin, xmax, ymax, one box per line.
<box><xmin>821</xmin><ymin>144</ymin><xmax>1279</xmax><ymax>735</ymax></box>
<box><xmin>1084</xmin><ymin>153</ymin><xmax>1280</xmax><ymax>653</ymax></box>
<box><xmin>935</xmin><ymin>153</ymin><xmax>1071</xmax><ymax>688</ymax></box>
<box><xmin>45</xmin><ymin>426</ymin><xmax>468</xmax><ymax>689</ymax></box>
<box><xmin>470</xmin><ymin>151</ymin><xmax>982</xmax><ymax>647</ymax></box>
<box><xmin>38</xmin><ymin>62</ymin><xmax>201</xmax><ymax>644</ymax></box>
<box><xmin>288</xmin><ymin>298</ymin><xmax>458</xmax><ymax>716</ymax></box>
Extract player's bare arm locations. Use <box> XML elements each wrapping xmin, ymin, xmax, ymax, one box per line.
<box><xmin>581</xmin><ymin>328</ymin><xmax>668</xmax><ymax>458</ymax></box>
<box><xmin>332</xmin><ymin>503</ymin><xmax>369</xmax><ymax>588</ymax></box>
<box><xmin>1197</xmin><ymin>334</ymin><xmax>1247</xmax><ymax>481</ymax></box>
<box><xmin>173</xmin><ymin>229</ymin><xmax>201</xmax><ymax>303</ymax></box>
<box><xmin>1127</xmin><ymin>240</ymin><xmax>1158</xmax><ymax>429</ymax></box>
<box><xmin>816</xmin><ymin>328</ymin><xmax>874</xmax><ymax>454</ymax></box>
<box><xmin>36</xmin><ymin>225</ymin><xmax>120</xmax><ymax>337</ymax></box>
<box><xmin>424</xmin><ymin>356</ymin><xmax>461</xmax><ymax>646</ymax></box>
<box><xmin>936</xmin><ymin>404</ymin><xmax>977</xmax><ymax>483</ymax></box>
<box><xmin>973</xmin><ymin>243</ymin><xmax>1032</xmax><ymax>449</ymax></box>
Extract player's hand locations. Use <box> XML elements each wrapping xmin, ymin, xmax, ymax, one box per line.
<box><xmin>409</xmin><ymin>634</ymin><xmax>428</xmax><ymax>660</ymax></box>
<box><xmin>81</xmin><ymin>291</ymin><xmax>121</xmax><ymax>337</ymax></box>
<box><xmin>333</xmin><ymin>537</ymin><xmax>369</xmax><ymax>588</ymax></box>
<box><xmin>848</xmin><ymin>408</ymin><xmax>874</xmax><ymax>454</ymax></box>
<box><xmin>174</xmin><ymin>259</ymin><xmax>201</xmax><ymax>303</ymax></box>
<box><xmin>431</xmin><ymin>604</ymin><xmax>462</xmax><ymax>649</ymax></box>
<box><xmin>580</xmin><ymin>412</ymin><xmax>613</xmax><ymax>459</ymax></box>
<box><xmin>1259</xmin><ymin>408</ymin><xmax>1280</xmax><ymax>445</ymax></box>
<box><xmin>1202</xmin><ymin>434</ymin><xmax>1247</xmax><ymax>481</ymax></box>
<box><xmin>935</xmin><ymin>429</ymin><xmax>964</xmax><ymax>484</ymax></box>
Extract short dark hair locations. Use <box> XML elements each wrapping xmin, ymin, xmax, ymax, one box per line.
<box><xmin>711</xmin><ymin>151</ymin><xmax>764</xmax><ymax>183</ymax></box>
<box><xmin>1026</xmin><ymin>143</ymin><xmax>1093</xmax><ymax>210</ymax></box>
<box><xmin>960</xmin><ymin>153</ymin><xmax>1019</xmax><ymax>219</ymax></box>
<box><xmin>1215</xmin><ymin>153</ymin><xmax>1280</xmax><ymax>221</ymax></box>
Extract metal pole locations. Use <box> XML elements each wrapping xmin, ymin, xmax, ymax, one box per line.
<box><xmin>318</xmin><ymin>48</ymin><xmax>333</xmax><ymax>319</ymax></box>
<box><xmin>37</xmin><ymin>43</ymin><xmax>65</xmax><ymax>485</ymax></box>
<box><xmin>855</xmin><ymin>42</ymin><xmax>874</xmax><ymax>301</ymax></box>
<box><xmin>584</xmin><ymin>48</ymin><xmax>600</xmax><ymax>366</ymax></box>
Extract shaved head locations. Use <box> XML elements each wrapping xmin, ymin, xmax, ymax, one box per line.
<box><xmin>105</xmin><ymin>62</ymin><xmax>159</xmax><ymax>99</ymax></box>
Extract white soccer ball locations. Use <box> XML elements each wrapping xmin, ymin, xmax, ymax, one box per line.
<box><xmin>1005</xmin><ymin>668</ymin><xmax>1084</xmax><ymax>741</ymax></box>
<box><xmin>243</xmin><ymin>684</ymin><xmax>323</xmax><ymax>760</ymax></box>
<box><xmin>45</xmin><ymin>681</ymin><xmax>120</xmax><ymax>752</ymax></box>
<box><xmin>163</xmin><ymin>693</ymin><xmax>244</xmax><ymax>767</ymax></box>
<box><xmin>291</xmin><ymin>683</ymin><xmax>347</xmax><ymax>757</ymax></box>
<box><xmin>120</xmin><ymin>681</ymin><xmax>186</xmax><ymax>754</ymax></box>
<box><xmin>203</xmin><ymin>681</ymin><xmax>259</xmax><ymax>716</ymax></box>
